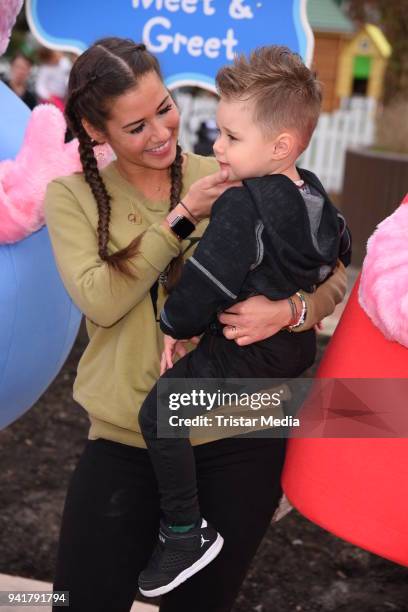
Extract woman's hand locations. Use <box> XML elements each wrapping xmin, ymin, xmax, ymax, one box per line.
<box><xmin>160</xmin><ymin>334</ymin><xmax>200</xmax><ymax>375</ymax></box>
<box><xmin>218</xmin><ymin>295</ymin><xmax>294</xmax><ymax>346</ymax></box>
<box><xmin>181</xmin><ymin>169</ymin><xmax>241</xmax><ymax>221</ymax></box>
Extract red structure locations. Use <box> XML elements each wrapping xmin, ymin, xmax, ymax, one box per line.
<box><xmin>283</xmin><ymin>200</ymin><xmax>408</xmax><ymax>565</ymax></box>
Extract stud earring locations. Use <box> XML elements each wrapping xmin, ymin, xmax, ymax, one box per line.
<box><xmin>95</xmin><ymin>148</ymin><xmax>106</xmax><ymax>162</ymax></box>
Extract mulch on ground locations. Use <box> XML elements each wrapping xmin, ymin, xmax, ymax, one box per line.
<box><xmin>1</xmin><ymin>325</ymin><xmax>407</xmax><ymax>612</ymax></box>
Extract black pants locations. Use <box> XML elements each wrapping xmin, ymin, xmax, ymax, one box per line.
<box><xmin>53</xmin><ymin>436</ymin><xmax>286</xmax><ymax>612</ymax></box>
<box><xmin>139</xmin><ymin>329</ymin><xmax>316</xmax><ymax>525</ymax></box>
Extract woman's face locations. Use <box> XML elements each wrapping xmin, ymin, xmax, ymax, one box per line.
<box><xmin>101</xmin><ymin>71</ymin><xmax>180</xmax><ymax>171</ymax></box>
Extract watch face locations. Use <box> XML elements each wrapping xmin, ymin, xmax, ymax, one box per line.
<box><xmin>170</xmin><ymin>216</ymin><xmax>195</xmax><ymax>239</ymax></box>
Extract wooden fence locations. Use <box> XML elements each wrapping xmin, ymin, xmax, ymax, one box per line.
<box><xmin>175</xmin><ymin>93</ymin><xmax>377</xmax><ymax>195</ymax></box>
<box><xmin>299</xmin><ymin>97</ymin><xmax>377</xmax><ymax>193</ymax></box>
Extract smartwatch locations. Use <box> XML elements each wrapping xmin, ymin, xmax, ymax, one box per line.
<box><xmin>167</xmin><ymin>212</ymin><xmax>195</xmax><ymax>240</ymax></box>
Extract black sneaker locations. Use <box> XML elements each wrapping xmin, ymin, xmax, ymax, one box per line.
<box><xmin>138</xmin><ymin>518</ymin><xmax>224</xmax><ymax>597</ymax></box>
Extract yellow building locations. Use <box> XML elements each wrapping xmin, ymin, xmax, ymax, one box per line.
<box><xmin>336</xmin><ymin>24</ymin><xmax>392</xmax><ymax>101</ymax></box>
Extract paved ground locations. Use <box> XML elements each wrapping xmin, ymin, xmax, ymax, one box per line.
<box><xmin>0</xmin><ymin>575</ymin><xmax>157</xmax><ymax>612</ymax></box>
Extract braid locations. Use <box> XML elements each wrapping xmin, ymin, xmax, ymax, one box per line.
<box><xmin>77</xmin><ymin>122</ymin><xmax>112</xmax><ymax>262</ymax></box>
<box><xmin>164</xmin><ymin>144</ymin><xmax>185</xmax><ymax>293</ymax></box>
<box><xmin>68</xmin><ymin>104</ymin><xmax>112</xmax><ymax>263</ymax></box>
<box><xmin>169</xmin><ymin>143</ymin><xmax>183</xmax><ymax>211</ymax></box>
<box><xmin>66</xmin><ymin>85</ymin><xmax>145</xmax><ymax>277</ymax></box>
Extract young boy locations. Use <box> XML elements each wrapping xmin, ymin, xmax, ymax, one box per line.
<box><xmin>138</xmin><ymin>46</ymin><xmax>351</xmax><ymax>597</ymax></box>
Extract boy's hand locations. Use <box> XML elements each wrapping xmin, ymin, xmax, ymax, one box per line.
<box><xmin>160</xmin><ymin>335</ymin><xmax>177</xmax><ymax>375</ymax></box>
<box><xmin>160</xmin><ymin>335</ymin><xmax>200</xmax><ymax>375</ymax></box>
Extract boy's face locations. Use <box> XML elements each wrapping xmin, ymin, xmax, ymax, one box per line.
<box><xmin>213</xmin><ymin>97</ymin><xmax>280</xmax><ymax>180</ymax></box>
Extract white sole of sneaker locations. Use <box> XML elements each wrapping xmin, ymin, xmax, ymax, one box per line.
<box><xmin>139</xmin><ymin>533</ymin><xmax>224</xmax><ymax>598</ymax></box>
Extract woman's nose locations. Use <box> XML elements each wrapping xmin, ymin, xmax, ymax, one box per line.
<box><xmin>150</xmin><ymin>119</ymin><xmax>170</xmax><ymax>143</ymax></box>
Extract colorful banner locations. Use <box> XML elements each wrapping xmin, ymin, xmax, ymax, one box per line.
<box><xmin>26</xmin><ymin>0</ymin><xmax>314</xmax><ymax>90</ymax></box>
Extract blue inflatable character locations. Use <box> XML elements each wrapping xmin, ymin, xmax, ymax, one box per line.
<box><xmin>0</xmin><ymin>80</ymin><xmax>82</xmax><ymax>429</ymax></box>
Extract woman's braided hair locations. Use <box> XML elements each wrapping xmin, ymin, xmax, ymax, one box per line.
<box><xmin>65</xmin><ymin>37</ymin><xmax>184</xmax><ymax>291</ymax></box>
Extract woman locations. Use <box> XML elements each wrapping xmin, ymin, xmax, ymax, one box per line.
<box><xmin>44</xmin><ymin>38</ymin><xmax>347</xmax><ymax>612</ymax></box>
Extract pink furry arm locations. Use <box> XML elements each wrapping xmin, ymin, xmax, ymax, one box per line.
<box><xmin>359</xmin><ymin>194</ymin><xmax>408</xmax><ymax>348</ymax></box>
<box><xmin>0</xmin><ymin>105</ymin><xmax>112</xmax><ymax>244</ymax></box>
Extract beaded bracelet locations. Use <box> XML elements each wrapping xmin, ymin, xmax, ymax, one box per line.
<box><xmin>287</xmin><ymin>292</ymin><xmax>307</xmax><ymax>331</ymax></box>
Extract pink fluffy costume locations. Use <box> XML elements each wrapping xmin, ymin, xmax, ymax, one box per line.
<box><xmin>283</xmin><ymin>193</ymin><xmax>408</xmax><ymax>567</ymax></box>
<box><xmin>0</xmin><ymin>104</ymin><xmax>112</xmax><ymax>244</ymax></box>
<box><xmin>0</xmin><ymin>0</ymin><xmax>112</xmax><ymax>244</ymax></box>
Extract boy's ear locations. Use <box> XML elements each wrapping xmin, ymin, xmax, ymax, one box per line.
<box><xmin>268</xmin><ymin>132</ymin><xmax>297</xmax><ymax>161</ymax></box>
<box><xmin>81</xmin><ymin>118</ymin><xmax>105</xmax><ymax>144</ymax></box>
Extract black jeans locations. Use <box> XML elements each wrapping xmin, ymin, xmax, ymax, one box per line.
<box><xmin>53</xmin><ymin>436</ymin><xmax>286</xmax><ymax>612</ymax></box>
<box><xmin>139</xmin><ymin>329</ymin><xmax>316</xmax><ymax>525</ymax></box>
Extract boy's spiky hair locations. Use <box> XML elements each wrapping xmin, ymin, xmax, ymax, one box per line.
<box><xmin>216</xmin><ymin>46</ymin><xmax>322</xmax><ymax>150</ymax></box>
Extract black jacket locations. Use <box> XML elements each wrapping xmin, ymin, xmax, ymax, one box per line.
<box><xmin>160</xmin><ymin>169</ymin><xmax>351</xmax><ymax>339</ymax></box>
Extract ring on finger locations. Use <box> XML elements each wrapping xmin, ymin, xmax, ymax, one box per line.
<box><xmin>228</xmin><ymin>325</ymin><xmax>237</xmax><ymax>335</ymax></box>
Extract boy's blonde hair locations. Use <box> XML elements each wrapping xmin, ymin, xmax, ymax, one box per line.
<box><xmin>216</xmin><ymin>46</ymin><xmax>322</xmax><ymax>151</ymax></box>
